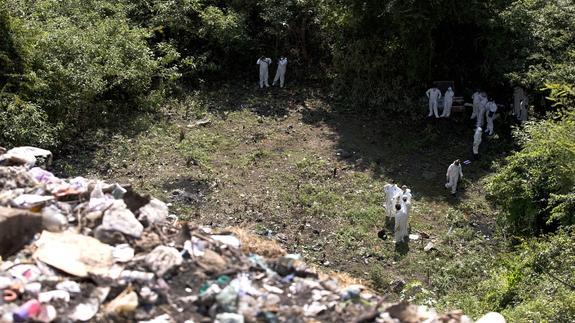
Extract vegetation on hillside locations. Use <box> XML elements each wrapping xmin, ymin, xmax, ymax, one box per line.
<box><xmin>1</xmin><ymin>0</ymin><xmax>574</xmax><ymax>321</ymax></box>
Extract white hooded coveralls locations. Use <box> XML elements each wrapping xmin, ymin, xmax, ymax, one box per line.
<box><xmin>384</xmin><ymin>184</ymin><xmax>402</xmax><ymax>218</ymax></box>
<box><xmin>476</xmin><ymin>94</ymin><xmax>487</xmax><ymax>128</ymax></box>
<box><xmin>273</xmin><ymin>57</ymin><xmax>288</xmax><ymax>87</ymax></box>
<box><xmin>441</xmin><ymin>87</ymin><xmax>454</xmax><ymax>117</ymax></box>
<box><xmin>426</xmin><ymin>88</ymin><xmax>442</xmax><ymax>118</ymax></box>
<box><xmin>394</xmin><ymin>207</ymin><xmax>408</xmax><ymax>243</ymax></box>
<box><xmin>446</xmin><ymin>162</ymin><xmax>463</xmax><ymax>194</ymax></box>
<box><xmin>473</xmin><ymin>127</ymin><xmax>482</xmax><ymax>155</ymax></box>
<box><xmin>471</xmin><ymin>92</ymin><xmax>481</xmax><ymax>119</ymax></box>
<box><xmin>257</xmin><ymin>57</ymin><xmax>272</xmax><ymax>88</ymax></box>
<box><xmin>485</xmin><ymin>101</ymin><xmax>497</xmax><ymax>135</ymax></box>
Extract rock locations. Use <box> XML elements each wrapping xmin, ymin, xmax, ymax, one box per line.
<box><xmin>198</xmin><ymin>249</ymin><xmax>227</xmax><ymax>272</ymax></box>
<box><xmin>0</xmin><ymin>146</ymin><xmax>52</xmax><ymax>168</ymax></box>
<box><xmin>105</xmin><ymin>286</ymin><xmax>139</xmax><ymax>315</ymax></box>
<box><xmin>145</xmin><ymin>246</ymin><xmax>183</xmax><ymax>277</ymax></box>
<box><xmin>424</xmin><ymin>242</ymin><xmax>435</xmax><ymax>252</ymax></box>
<box><xmin>94</xmin><ymin>225</ymin><xmax>128</xmax><ymax>245</ymax></box>
<box><xmin>387</xmin><ymin>302</ymin><xmax>419</xmax><ymax>323</ymax></box>
<box><xmin>138</xmin><ymin>198</ymin><xmax>169</xmax><ymax>225</ymax></box>
<box><xmin>0</xmin><ymin>207</ymin><xmax>42</xmax><ymax>258</ymax></box>
<box><xmin>101</xmin><ymin>200</ymin><xmax>144</xmax><ymax>238</ymax></box>
<box><xmin>476</xmin><ymin>312</ymin><xmax>506</xmax><ymax>323</ymax></box>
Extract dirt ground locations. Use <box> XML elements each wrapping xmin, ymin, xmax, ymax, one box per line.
<box><xmin>53</xmin><ymin>84</ymin><xmax>512</xmax><ymax>297</ymax></box>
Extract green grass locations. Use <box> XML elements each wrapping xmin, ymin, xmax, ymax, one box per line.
<box><xmin>52</xmin><ymin>85</ymin><xmax>575</xmax><ymax>321</ymax></box>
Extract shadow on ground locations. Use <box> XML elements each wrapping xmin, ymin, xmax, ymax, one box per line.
<box><xmin>194</xmin><ymin>84</ymin><xmax>516</xmax><ymax>200</ymax></box>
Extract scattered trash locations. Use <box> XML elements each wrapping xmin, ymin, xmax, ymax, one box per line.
<box><xmin>409</xmin><ymin>233</ymin><xmax>421</xmax><ymax>241</ymax></box>
<box><xmin>187</xmin><ymin>118</ymin><xmax>211</xmax><ymax>128</ymax></box>
<box><xmin>33</xmin><ymin>231</ymin><xmax>114</xmax><ymax>278</ymax></box>
<box><xmin>112</xmin><ymin>244</ymin><xmax>135</xmax><ymax>263</ymax></box>
<box><xmin>424</xmin><ymin>241</ymin><xmax>436</xmax><ymax>252</ymax></box>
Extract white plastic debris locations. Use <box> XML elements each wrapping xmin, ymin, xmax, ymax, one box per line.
<box><xmin>101</xmin><ymin>200</ymin><xmax>144</xmax><ymax>238</ymax></box>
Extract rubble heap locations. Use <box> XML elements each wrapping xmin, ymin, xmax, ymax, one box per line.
<box><xmin>0</xmin><ymin>146</ymin><xmax>504</xmax><ymax>323</ymax></box>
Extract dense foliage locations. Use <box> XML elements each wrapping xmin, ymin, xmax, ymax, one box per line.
<box><xmin>440</xmin><ymin>228</ymin><xmax>575</xmax><ymax>321</ymax></box>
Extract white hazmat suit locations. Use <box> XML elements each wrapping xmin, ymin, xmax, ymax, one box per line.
<box><xmin>485</xmin><ymin>101</ymin><xmax>497</xmax><ymax>135</ymax></box>
<box><xmin>445</xmin><ymin>161</ymin><xmax>463</xmax><ymax>195</ymax></box>
<box><xmin>441</xmin><ymin>87</ymin><xmax>454</xmax><ymax>117</ymax></box>
<box><xmin>394</xmin><ymin>206</ymin><xmax>408</xmax><ymax>243</ymax></box>
<box><xmin>257</xmin><ymin>57</ymin><xmax>272</xmax><ymax>88</ymax></box>
<box><xmin>473</xmin><ymin>127</ymin><xmax>482</xmax><ymax>157</ymax></box>
<box><xmin>476</xmin><ymin>93</ymin><xmax>487</xmax><ymax>128</ymax></box>
<box><xmin>273</xmin><ymin>57</ymin><xmax>288</xmax><ymax>88</ymax></box>
<box><xmin>426</xmin><ymin>87</ymin><xmax>442</xmax><ymax>118</ymax></box>
<box><xmin>471</xmin><ymin>91</ymin><xmax>481</xmax><ymax>119</ymax></box>
<box><xmin>384</xmin><ymin>184</ymin><xmax>402</xmax><ymax>218</ymax></box>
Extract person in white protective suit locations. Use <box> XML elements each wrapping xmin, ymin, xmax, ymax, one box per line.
<box><xmin>473</xmin><ymin>127</ymin><xmax>482</xmax><ymax>160</ymax></box>
<box><xmin>394</xmin><ymin>203</ymin><xmax>408</xmax><ymax>243</ymax></box>
<box><xmin>257</xmin><ymin>56</ymin><xmax>272</xmax><ymax>88</ymax></box>
<box><xmin>426</xmin><ymin>87</ymin><xmax>442</xmax><ymax>118</ymax></box>
<box><xmin>273</xmin><ymin>56</ymin><xmax>288</xmax><ymax>88</ymax></box>
<box><xmin>471</xmin><ymin>90</ymin><xmax>481</xmax><ymax>119</ymax></box>
<box><xmin>517</xmin><ymin>99</ymin><xmax>528</xmax><ymax>123</ymax></box>
<box><xmin>400</xmin><ymin>185</ymin><xmax>412</xmax><ymax>202</ymax></box>
<box><xmin>445</xmin><ymin>159</ymin><xmax>463</xmax><ymax>196</ymax></box>
<box><xmin>441</xmin><ymin>87</ymin><xmax>455</xmax><ymax>118</ymax></box>
<box><xmin>476</xmin><ymin>92</ymin><xmax>488</xmax><ymax>128</ymax></box>
<box><xmin>384</xmin><ymin>183</ymin><xmax>402</xmax><ymax>220</ymax></box>
<box><xmin>485</xmin><ymin>99</ymin><xmax>498</xmax><ymax>135</ymax></box>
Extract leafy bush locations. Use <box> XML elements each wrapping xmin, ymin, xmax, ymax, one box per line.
<box><xmin>0</xmin><ymin>96</ymin><xmax>60</xmax><ymax>148</ymax></box>
<box><xmin>439</xmin><ymin>229</ymin><xmax>575</xmax><ymax>322</ymax></box>
<box><xmin>486</xmin><ymin>111</ymin><xmax>574</xmax><ymax>234</ymax></box>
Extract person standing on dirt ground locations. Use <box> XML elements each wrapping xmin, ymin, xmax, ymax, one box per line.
<box><xmin>473</xmin><ymin>127</ymin><xmax>482</xmax><ymax>160</ymax></box>
<box><xmin>485</xmin><ymin>99</ymin><xmax>498</xmax><ymax>136</ymax></box>
<box><xmin>394</xmin><ymin>203</ymin><xmax>408</xmax><ymax>243</ymax></box>
<box><xmin>441</xmin><ymin>86</ymin><xmax>454</xmax><ymax>118</ymax></box>
<box><xmin>445</xmin><ymin>159</ymin><xmax>463</xmax><ymax>196</ymax></box>
<box><xmin>401</xmin><ymin>185</ymin><xmax>412</xmax><ymax>202</ymax></box>
<box><xmin>273</xmin><ymin>56</ymin><xmax>288</xmax><ymax>88</ymax></box>
<box><xmin>476</xmin><ymin>92</ymin><xmax>488</xmax><ymax>128</ymax></box>
<box><xmin>426</xmin><ymin>86</ymin><xmax>442</xmax><ymax>118</ymax></box>
<box><xmin>257</xmin><ymin>56</ymin><xmax>272</xmax><ymax>88</ymax></box>
<box><xmin>471</xmin><ymin>89</ymin><xmax>481</xmax><ymax>119</ymax></box>
<box><xmin>384</xmin><ymin>183</ymin><xmax>401</xmax><ymax>227</ymax></box>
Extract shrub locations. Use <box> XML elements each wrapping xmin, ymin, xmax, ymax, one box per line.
<box><xmin>486</xmin><ymin>109</ymin><xmax>575</xmax><ymax>234</ymax></box>
<box><xmin>0</xmin><ymin>96</ymin><xmax>60</xmax><ymax>148</ymax></box>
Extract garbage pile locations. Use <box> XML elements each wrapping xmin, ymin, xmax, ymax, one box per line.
<box><xmin>0</xmin><ymin>146</ymin><xmax>503</xmax><ymax>323</ymax></box>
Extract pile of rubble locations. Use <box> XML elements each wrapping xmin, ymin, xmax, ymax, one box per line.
<box><xmin>0</xmin><ymin>146</ymin><xmax>504</xmax><ymax>322</ymax></box>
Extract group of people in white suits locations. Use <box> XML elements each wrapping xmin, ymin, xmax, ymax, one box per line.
<box><xmin>257</xmin><ymin>56</ymin><xmax>288</xmax><ymax>88</ymax></box>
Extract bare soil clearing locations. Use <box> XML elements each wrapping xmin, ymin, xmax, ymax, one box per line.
<box><xmin>54</xmin><ymin>84</ymin><xmax>510</xmax><ymax>295</ymax></box>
